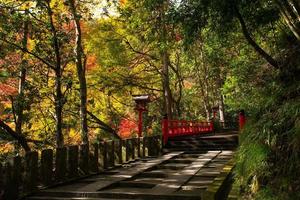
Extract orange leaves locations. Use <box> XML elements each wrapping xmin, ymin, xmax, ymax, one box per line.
<box><xmin>119</xmin><ymin>0</ymin><xmax>127</xmax><ymax>7</ymax></box>
<box><xmin>118</xmin><ymin>118</ymin><xmax>138</xmax><ymax>139</ymax></box>
<box><xmin>0</xmin><ymin>82</ymin><xmax>18</xmax><ymax>102</ymax></box>
<box><xmin>86</xmin><ymin>55</ymin><xmax>97</xmax><ymax>71</ymax></box>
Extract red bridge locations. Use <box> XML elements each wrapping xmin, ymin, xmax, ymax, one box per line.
<box><xmin>162</xmin><ymin>119</ymin><xmax>214</xmax><ymax>144</ymax></box>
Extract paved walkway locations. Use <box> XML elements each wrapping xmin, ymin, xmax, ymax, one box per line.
<box><xmin>27</xmin><ymin>132</ymin><xmax>237</xmax><ymax>200</ymax></box>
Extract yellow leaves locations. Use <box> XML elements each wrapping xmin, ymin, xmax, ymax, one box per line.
<box><xmin>27</xmin><ymin>38</ymin><xmax>36</xmax><ymax>53</ymax></box>
<box><xmin>66</xmin><ymin>128</ymin><xmax>81</xmax><ymax>145</ymax></box>
<box><xmin>0</xmin><ymin>143</ymin><xmax>14</xmax><ymax>154</ymax></box>
<box><xmin>50</xmin><ymin>0</ymin><xmax>65</xmax><ymax>11</ymax></box>
<box><xmin>19</xmin><ymin>1</ymin><xmax>36</xmax><ymax>10</ymax></box>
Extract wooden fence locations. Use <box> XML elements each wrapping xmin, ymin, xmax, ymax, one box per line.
<box><xmin>0</xmin><ymin>135</ymin><xmax>161</xmax><ymax>199</ymax></box>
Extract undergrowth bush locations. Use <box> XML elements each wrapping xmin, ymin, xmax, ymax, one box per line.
<box><xmin>234</xmin><ymin>68</ymin><xmax>300</xmax><ymax>199</ymax></box>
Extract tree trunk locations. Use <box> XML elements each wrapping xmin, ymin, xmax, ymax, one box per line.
<box><xmin>219</xmin><ymin>94</ymin><xmax>225</xmax><ymax>122</ymax></box>
<box><xmin>160</xmin><ymin>2</ymin><xmax>173</xmax><ymax>120</ymax></box>
<box><xmin>47</xmin><ymin>2</ymin><xmax>64</xmax><ymax>147</ymax></box>
<box><xmin>68</xmin><ymin>0</ymin><xmax>89</xmax><ymax>146</ymax></box>
<box><xmin>275</xmin><ymin>0</ymin><xmax>300</xmax><ymax>40</ymax></box>
<box><xmin>15</xmin><ymin>9</ymin><xmax>29</xmax><ymax>136</ymax></box>
<box><xmin>54</xmin><ymin>69</ymin><xmax>64</xmax><ymax>147</ymax></box>
<box><xmin>162</xmin><ymin>51</ymin><xmax>173</xmax><ymax>119</ymax></box>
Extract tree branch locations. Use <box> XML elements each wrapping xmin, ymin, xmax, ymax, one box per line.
<box><xmin>0</xmin><ymin>120</ymin><xmax>30</xmax><ymax>152</ymax></box>
<box><xmin>233</xmin><ymin>5</ymin><xmax>279</xmax><ymax>69</ymax></box>
<box><xmin>0</xmin><ymin>38</ymin><xmax>55</xmax><ymax>69</ymax></box>
<box><xmin>87</xmin><ymin>111</ymin><xmax>121</xmax><ymax>139</ymax></box>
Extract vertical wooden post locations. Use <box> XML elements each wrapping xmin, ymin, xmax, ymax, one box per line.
<box><xmin>67</xmin><ymin>146</ymin><xmax>79</xmax><ymax>178</ymax></box>
<box><xmin>0</xmin><ymin>163</ymin><xmax>3</xmax><ymax>196</ymax></box>
<box><xmin>3</xmin><ymin>156</ymin><xmax>21</xmax><ymax>199</ymax></box>
<box><xmin>109</xmin><ymin>140</ymin><xmax>115</xmax><ymax>167</ymax></box>
<box><xmin>117</xmin><ymin>139</ymin><xmax>123</xmax><ymax>164</ymax></box>
<box><xmin>239</xmin><ymin>110</ymin><xmax>246</xmax><ymax>130</ymax></box>
<box><xmin>79</xmin><ymin>144</ymin><xmax>89</xmax><ymax>175</ymax></box>
<box><xmin>3</xmin><ymin>162</ymin><xmax>14</xmax><ymax>199</ymax></box>
<box><xmin>0</xmin><ymin>163</ymin><xmax>3</xmax><ymax>199</ymax></box>
<box><xmin>137</xmin><ymin>137</ymin><xmax>141</xmax><ymax>158</ymax></box>
<box><xmin>131</xmin><ymin>138</ymin><xmax>135</xmax><ymax>160</ymax></box>
<box><xmin>156</xmin><ymin>135</ymin><xmax>162</xmax><ymax>156</ymax></box>
<box><xmin>210</xmin><ymin>121</ymin><xmax>214</xmax><ymax>132</ymax></box>
<box><xmin>142</xmin><ymin>137</ymin><xmax>147</xmax><ymax>157</ymax></box>
<box><xmin>138</xmin><ymin>109</ymin><xmax>143</xmax><ymax>137</ymax></box>
<box><xmin>148</xmin><ymin>136</ymin><xmax>154</xmax><ymax>157</ymax></box>
<box><xmin>41</xmin><ymin>149</ymin><xmax>54</xmax><ymax>185</ymax></box>
<box><xmin>125</xmin><ymin>139</ymin><xmax>130</xmax><ymax>162</ymax></box>
<box><xmin>12</xmin><ymin>156</ymin><xmax>21</xmax><ymax>195</ymax></box>
<box><xmin>162</xmin><ymin>119</ymin><xmax>169</xmax><ymax>145</ymax></box>
<box><xmin>148</xmin><ymin>136</ymin><xmax>160</xmax><ymax>157</ymax></box>
<box><xmin>99</xmin><ymin>141</ymin><xmax>108</xmax><ymax>170</ymax></box>
<box><xmin>24</xmin><ymin>151</ymin><xmax>38</xmax><ymax>193</ymax></box>
<box><xmin>55</xmin><ymin>147</ymin><xmax>67</xmax><ymax>181</ymax></box>
<box><xmin>90</xmin><ymin>143</ymin><xmax>99</xmax><ymax>173</ymax></box>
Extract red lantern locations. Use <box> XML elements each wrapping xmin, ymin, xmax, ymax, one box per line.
<box><xmin>133</xmin><ymin>95</ymin><xmax>150</xmax><ymax>137</ymax></box>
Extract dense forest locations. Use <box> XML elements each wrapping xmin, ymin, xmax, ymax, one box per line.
<box><xmin>0</xmin><ymin>0</ymin><xmax>299</xmax><ymax>199</ymax></box>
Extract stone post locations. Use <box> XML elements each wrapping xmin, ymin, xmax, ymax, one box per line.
<box><xmin>41</xmin><ymin>149</ymin><xmax>54</xmax><ymax>185</ymax></box>
<box><xmin>68</xmin><ymin>146</ymin><xmax>79</xmax><ymax>178</ymax></box>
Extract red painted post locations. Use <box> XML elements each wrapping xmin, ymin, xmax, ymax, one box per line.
<box><xmin>162</xmin><ymin>119</ymin><xmax>169</xmax><ymax>145</ymax></box>
<box><xmin>138</xmin><ymin>109</ymin><xmax>143</xmax><ymax>137</ymax></box>
<box><xmin>210</xmin><ymin>121</ymin><xmax>214</xmax><ymax>132</ymax></box>
<box><xmin>239</xmin><ymin>110</ymin><xmax>246</xmax><ymax>130</ymax></box>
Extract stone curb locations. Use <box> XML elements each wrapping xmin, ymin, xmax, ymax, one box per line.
<box><xmin>227</xmin><ymin>181</ymin><xmax>239</xmax><ymax>200</ymax></box>
<box><xmin>202</xmin><ymin>158</ymin><xmax>235</xmax><ymax>200</ymax></box>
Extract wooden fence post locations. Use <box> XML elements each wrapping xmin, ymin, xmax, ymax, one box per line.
<box><xmin>156</xmin><ymin>135</ymin><xmax>162</xmax><ymax>156</ymax></box>
<box><xmin>55</xmin><ymin>147</ymin><xmax>67</xmax><ymax>181</ymax></box>
<box><xmin>99</xmin><ymin>141</ymin><xmax>108</xmax><ymax>170</ymax></box>
<box><xmin>117</xmin><ymin>139</ymin><xmax>123</xmax><ymax>164</ymax></box>
<box><xmin>147</xmin><ymin>137</ymin><xmax>153</xmax><ymax>156</ymax></box>
<box><xmin>137</xmin><ymin>137</ymin><xmax>141</xmax><ymax>158</ymax></box>
<box><xmin>148</xmin><ymin>136</ymin><xmax>159</xmax><ymax>157</ymax></box>
<box><xmin>0</xmin><ymin>163</ymin><xmax>3</xmax><ymax>199</ymax></box>
<box><xmin>24</xmin><ymin>151</ymin><xmax>38</xmax><ymax>193</ymax></box>
<box><xmin>41</xmin><ymin>149</ymin><xmax>54</xmax><ymax>186</ymax></box>
<box><xmin>131</xmin><ymin>138</ymin><xmax>136</xmax><ymax>160</ymax></box>
<box><xmin>79</xmin><ymin>144</ymin><xmax>89</xmax><ymax>175</ymax></box>
<box><xmin>125</xmin><ymin>139</ymin><xmax>131</xmax><ymax>162</ymax></box>
<box><xmin>67</xmin><ymin>146</ymin><xmax>79</xmax><ymax>178</ymax></box>
<box><xmin>12</xmin><ymin>156</ymin><xmax>21</xmax><ymax>197</ymax></box>
<box><xmin>162</xmin><ymin>119</ymin><xmax>169</xmax><ymax>145</ymax></box>
<box><xmin>142</xmin><ymin>137</ymin><xmax>147</xmax><ymax>158</ymax></box>
<box><xmin>0</xmin><ymin>163</ymin><xmax>3</xmax><ymax>195</ymax></box>
<box><xmin>90</xmin><ymin>143</ymin><xmax>99</xmax><ymax>173</ymax></box>
<box><xmin>3</xmin><ymin>162</ymin><xmax>14</xmax><ymax>199</ymax></box>
<box><xmin>110</xmin><ymin>141</ymin><xmax>115</xmax><ymax>167</ymax></box>
<box><xmin>3</xmin><ymin>156</ymin><xmax>22</xmax><ymax>199</ymax></box>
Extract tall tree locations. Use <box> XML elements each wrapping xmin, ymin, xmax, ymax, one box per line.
<box><xmin>67</xmin><ymin>0</ymin><xmax>89</xmax><ymax>146</ymax></box>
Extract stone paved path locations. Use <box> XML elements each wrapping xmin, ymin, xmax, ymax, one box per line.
<box><xmin>27</xmin><ymin>132</ymin><xmax>237</xmax><ymax>200</ymax></box>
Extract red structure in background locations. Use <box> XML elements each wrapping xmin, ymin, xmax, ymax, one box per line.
<box><xmin>133</xmin><ymin>95</ymin><xmax>150</xmax><ymax>137</ymax></box>
<box><xmin>162</xmin><ymin>119</ymin><xmax>214</xmax><ymax>145</ymax></box>
<box><xmin>212</xmin><ymin>106</ymin><xmax>218</xmax><ymax>119</ymax></box>
<box><xmin>239</xmin><ymin>110</ymin><xmax>246</xmax><ymax>130</ymax></box>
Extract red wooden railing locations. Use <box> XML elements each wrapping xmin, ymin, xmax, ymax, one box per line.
<box><xmin>162</xmin><ymin>119</ymin><xmax>214</xmax><ymax>144</ymax></box>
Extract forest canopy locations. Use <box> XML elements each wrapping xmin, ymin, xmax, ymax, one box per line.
<box><xmin>0</xmin><ymin>0</ymin><xmax>299</xmax><ymax>199</ymax></box>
